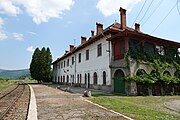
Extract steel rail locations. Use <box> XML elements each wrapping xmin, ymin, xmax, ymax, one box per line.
<box><xmin>0</xmin><ymin>82</ymin><xmax>25</xmax><ymax>120</ymax></box>
<box><xmin>0</xmin><ymin>84</ymin><xmax>19</xmax><ymax>100</ymax></box>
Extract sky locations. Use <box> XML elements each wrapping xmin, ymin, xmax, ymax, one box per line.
<box><xmin>0</xmin><ymin>0</ymin><xmax>180</xmax><ymax>70</ymax></box>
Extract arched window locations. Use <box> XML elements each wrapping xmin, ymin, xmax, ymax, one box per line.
<box><xmin>94</xmin><ymin>72</ymin><xmax>98</xmax><ymax>85</ymax></box>
<box><xmin>88</xmin><ymin>73</ymin><xmax>90</xmax><ymax>84</ymax></box>
<box><xmin>136</xmin><ymin>69</ymin><xmax>147</xmax><ymax>76</ymax></box>
<box><xmin>85</xmin><ymin>73</ymin><xmax>87</xmax><ymax>85</ymax></box>
<box><xmin>80</xmin><ymin>74</ymin><xmax>82</xmax><ymax>84</ymax></box>
<box><xmin>77</xmin><ymin>74</ymin><xmax>79</xmax><ymax>84</ymax></box>
<box><xmin>63</xmin><ymin>76</ymin><xmax>65</xmax><ymax>83</ymax></box>
<box><xmin>61</xmin><ymin>76</ymin><xmax>62</xmax><ymax>83</ymax></box>
<box><xmin>72</xmin><ymin>75</ymin><xmax>74</xmax><ymax>83</ymax></box>
<box><xmin>55</xmin><ymin>76</ymin><xmax>57</xmax><ymax>82</ymax></box>
<box><xmin>67</xmin><ymin>75</ymin><xmax>69</xmax><ymax>83</ymax></box>
<box><xmin>103</xmin><ymin>71</ymin><xmax>106</xmax><ymax>85</ymax></box>
<box><xmin>58</xmin><ymin>76</ymin><xmax>60</xmax><ymax>84</ymax></box>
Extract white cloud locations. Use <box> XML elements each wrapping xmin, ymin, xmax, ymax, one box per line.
<box><xmin>28</xmin><ymin>31</ymin><xmax>37</xmax><ymax>36</ymax></box>
<box><xmin>96</xmin><ymin>0</ymin><xmax>143</xmax><ymax>16</ymax></box>
<box><xmin>0</xmin><ymin>30</ymin><xmax>8</xmax><ymax>41</ymax></box>
<box><xmin>13</xmin><ymin>32</ymin><xmax>24</xmax><ymax>41</ymax></box>
<box><xmin>0</xmin><ymin>0</ymin><xmax>74</xmax><ymax>24</ymax></box>
<box><xmin>0</xmin><ymin>17</ymin><xmax>4</xmax><ymax>28</ymax></box>
<box><xmin>26</xmin><ymin>46</ymin><xmax>35</xmax><ymax>53</ymax></box>
<box><xmin>0</xmin><ymin>17</ymin><xmax>7</xmax><ymax>41</ymax></box>
<box><xmin>0</xmin><ymin>0</ymin><xmax>21</xmax><ymax>16</ymax></box>
<box><xmin>67</xmin><ymin>21</ymin><xmax>72</xmax><ymax>24</ymax></box>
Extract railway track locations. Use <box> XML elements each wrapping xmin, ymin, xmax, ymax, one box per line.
<box><xmin>0</xmin><ymin>82</ymin><xmax>30</xmax><ymax>120</ymax></box>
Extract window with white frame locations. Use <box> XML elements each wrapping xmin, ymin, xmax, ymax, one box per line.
<box><xmin>93</xmin><ymin>72</ymin><xmax>98</xmax><ymax>85</ymax></box>
<box><xmin>78</xmin><ymin>53</ymin><xmax>81</xmax><ymax>63</ymax></box>
<box><xmin>86</xmin><ymin>49</ymin><xmax>89</xmax><ymax>60</ymax></box>
<box><xmin>67</xmin><ymin>59</ymin><xmax>69</xmax><ymax>66</ymax></box>
<box><xmin>97</xmin><ymin>43</ymin><xmax>102</xmax><ymax>57</ymax></box>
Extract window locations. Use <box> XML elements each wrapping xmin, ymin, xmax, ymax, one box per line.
<box><xmin>67</xmin><ymin>59</ymin><xmax>69</xmax><ymax>66</ymax></box>
<box><xmin>114</xmin><ymin>40</ymin><xmax>125</xmax><ymax>60</ymax></box>
<box><xmin>72</xmin><ymin>75</ymin><xmax>74</xmax><ymax>84</ymax></box>
<box><xmin>85</xmin><ymin>73</ymin><xmax>87</xmax><ymax>85</ymax></box>
<box><xmin>61</xmin><ymin>76</ymin><xmax>62</xmax><ymax>83</ymax></box>
<box><xmin>77</xmin><ymin>74</ymin><xmax>79</xmax><ymax>84</ymax></box>
<box><xmin>103</xmin><ymin>71</ymin><xmax>106</xmax><ymax>85</ymax></box>
<box><xmin>63</xmin><ymin>76</ymin><xmax>65</xmax><ymax>83</ymax></box>
<box><xmin>67</xmin><ymin>75</ymin><xmax>69</xmax><ymax>83</ymax></box>
<box><xmin>64</xmin><ymin>61</ymin><xmax>65</xmax><ymax>67</ymax></box>
<box><xmin>80</xmin><ymin>74</ymin><xmax>82</xmax><ymax>84</ymax></box>
<box><xmin>86</xmin><ymin>49</ymin><xmax>89</xmax><ymax>60</ymax></box>
<box><xmin>88</xmin><ymin>73</ymin><xmax>90</xmax><ymax>87</ymax></box>
<box><xmin>97</xmin><ymin>43</ymin><xmax>102</xmax><ymax>56</ymax></box>
<box><xmin>58</xmin><ymin>63</ymin><xmax>60</xmax><ymax>69</ymax></box>
<box><xmin>72</xmin><ymin>56</ymin><xmax>74</xmax><ymax>65</ymax></box>
<box><xmin>144</xmin><ymin>42</ymin><xmax>154</xmax><ymax>54</ymax></box>
<box><xmin>55</xmin><ymin>64</ymin><xmax>58</xmax><ymax>70</ymax></box>
<box><xmin>78</xmin><ymin>53</ymin><xmax>81</xmax><ymax>63</ymax></box>
<box><xmin>58</xmin><ymin>76</ymin><xmax>60</xmax><ymax>83</ymax></box>
<box><xmin>156</xmin><ymin>45</ymin><xmax>165</xmax><ymax>55</ymax></box>
<box><xmin>61</xmin><ymin>62</ymin><xmax>63</xmax><ymax>68</ymax></box>
<box><xmin>55</xmin><ymin>76</ymin><xmax>57</xmax><ymax>82</ymax></box>
<box><xmin>129</xmin><ymin>39</ymin><xmax>142</xmax><ymax>52</ymax></box>
<box><xmin>93</xmin><ymin>72</ymin><xmax>98</xmax><ymax>85</ymax></box>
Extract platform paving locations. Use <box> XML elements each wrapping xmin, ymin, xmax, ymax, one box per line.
<box><xmin>165</xmin><ymin>100</ymin><xmax>180</xmax><ymax>113</ymax></box>
<box><xmin>31</xmin><ymin>84</ymin><xmax>129</xmax><ymax>120</ymax></box>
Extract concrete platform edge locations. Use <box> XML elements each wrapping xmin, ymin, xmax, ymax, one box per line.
<box><xmin>27</xmin><ymin>84</ymin><xmax>38</xmax><ymax>120</ymax></box>
<box><xmin>81</xmin><ymin>96</ymin><xmax>134</xmax><ymax>120</ymax></box>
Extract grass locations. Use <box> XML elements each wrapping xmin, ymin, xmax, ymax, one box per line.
<box><xmin>88</xmin><ymin>94</ymin><xmax>180</xmax><ymax>120</ymax></box>
<box><xmin>24</xmin><ymin>79</ymin><xmax>38</xmax><ymax>84</ymax></box>
<box><xmin>0</xmin><ymin>79</ymin><xmax>18</xmax><ymax>91</ymax></box>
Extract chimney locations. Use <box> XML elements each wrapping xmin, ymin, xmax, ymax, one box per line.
<box><xmin>65</xmin><ymin>50</ymin><xmax>69</xmax><ymax>54</ymax></box>
<box><xmin>69</xmin><ymin>44</ymin><xmax>74</xmax><ymax>52</ymax></box>
<box><xmin>119</xmin><ymin>7</ymin><xmax>126</xmax><ymax>30</ymax></box>
<box><xmin>91</xmin><ymin>30</ymin><xmax>94</xmax><ymax>37</ymax></box>
<box><xmin>96</xmin><ymin>22</ymin><xmax>103</xmax><ymax>35</ymax></box>
<box><xmin>135</xmin><ymin>23</ymin><xmax>140</xmax><ymax>32</ymax></box>
<box><xmin>81</xmin><ymin>36</ymin><xmax>86</xmax><ymax>44</ymax></box>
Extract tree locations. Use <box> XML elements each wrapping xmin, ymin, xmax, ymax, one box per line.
<box><xmin>30</xmin><ymin>47</ymin><xmax>52</xmax><ymax>82</ymax></box>
<box><xmin>30</xmin><ymin>48</ymin><xmax>41</xmax><ymax>82</ymax></box>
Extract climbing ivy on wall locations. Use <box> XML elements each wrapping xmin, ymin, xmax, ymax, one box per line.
<box><xmin>125</xmin><ymin>47</ymin><xmax>180</xmax><ymax>84</ymax></box>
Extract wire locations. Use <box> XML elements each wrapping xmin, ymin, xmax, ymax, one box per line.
<box><xmin>177</xmin><ymin>0</ymin><xmax>180</xmax><ymax>15</ymax></box>
<box><xmin>142</xmin><ymin>0</ymin><xmax>164</xmax><ymax>27</ymax></box>
<box><xmin>139</xmin><ymin>0</ymin><xmax>155</xmax><ymax>23</ymax></box>
<box><xmin>131</xmin><ymin>0</ymin><xmax>148</xmax><ymax>27</ymax></box>
<box><xmin>151</xmin><ymin>2</ymin><xmax>177</xmax><ymax>34</ymax></box>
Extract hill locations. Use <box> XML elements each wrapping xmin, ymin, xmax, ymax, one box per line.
<box><xmin>0</xmin><ymin>69</ymin><xmax>30</xmax><ymax>79</ymax></box>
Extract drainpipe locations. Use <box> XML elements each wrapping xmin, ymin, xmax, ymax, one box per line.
<box><xmin>102</xmin><ymin>32</ymin><xmax>112</xmax><ymax>92</ymax></box>
<box><xmin>74</xmin><ymin>54</ymin><xmax>77</xmax><ymax>85</ymax></box>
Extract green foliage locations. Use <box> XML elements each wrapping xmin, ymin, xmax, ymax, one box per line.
<box><xmin>125</xmin><ymin>47</ymin><xmax>180</xmax><ymax>85</ymax></box>
<box><xmin>89</xmin><ymin>95</ymin><xmax>180</xmax><ymax>120</ymax></box>
<box><xmin>30</xmin><ymin>47</ymin><xmax>52</xmax><ymax>82</ymax></box>
<box><xmin>0</xmin><ymin>69</ymin><xmax>30</xmax><ymax>79</ymax></box>
<box><xmin>125</xmin><ymin>74</ymin><xmax>157</xmax><ymax>84</ymax></box>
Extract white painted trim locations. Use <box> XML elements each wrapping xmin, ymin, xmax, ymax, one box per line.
<box><xmin>27</xmin><ymin>85</ymin><xmax>38</xmax><ymax>120</ymax></box>
<box><xmin>81</xmin><ymin>96</ymin><xmax>134</xmax><ymax>120</ymax></box>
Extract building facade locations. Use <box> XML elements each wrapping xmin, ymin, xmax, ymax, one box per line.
<box><xmin>53</xmin><ymin>8</ymin><xmax>180</xmax><ymax>95</ymax></box>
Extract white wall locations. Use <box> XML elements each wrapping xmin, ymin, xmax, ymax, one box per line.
<box><xmin>53</xmin><ymin>35</ymin><xmax>112</xmax><ymax>86</ymax></box>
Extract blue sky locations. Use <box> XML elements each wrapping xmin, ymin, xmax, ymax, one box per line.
<box><xmin>0</xmin><ymin>0</ymin><xmax>180</xmax><ymax>70</ymax></box>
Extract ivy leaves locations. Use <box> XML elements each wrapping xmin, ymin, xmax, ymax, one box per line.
<box><xmin>125</xmin><ymin>47</ymin><xmax>180</xmax><ymax>84</ymax></box>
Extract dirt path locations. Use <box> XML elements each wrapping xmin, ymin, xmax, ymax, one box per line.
<box><xmin>32</xmin><ymin>84</ymin><xmax>127</xmax><ymax>120</ymax></box>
